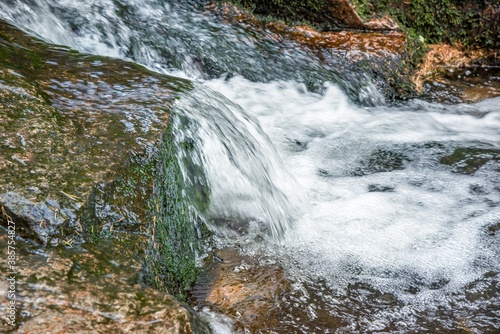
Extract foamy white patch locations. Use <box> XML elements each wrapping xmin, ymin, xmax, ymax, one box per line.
<box><xmin>206</xmin><ymin>76</ymin><xmax>500</xmax><ymax>301</ymax></box>
<box><xmin>200</xmin><ymin>307</ymin><xmax>234</xmax><ymax>334</ymax></box>
<box><xmin>173</xmin><ymin>85</ymin><xmax>306</xmax><ymax>239</ymax></box>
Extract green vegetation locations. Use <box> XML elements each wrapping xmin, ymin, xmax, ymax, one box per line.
<box><xmin>227</xmin><ymin>0</ymin><xmax>498</xmax><ymax>49</ymax></box>
<box><xmin>142</xmin><ymin>125</ymin><xmax>202</xmax><ymax>301</ymax></box>
<box><xmin>350</xmin><ymin>0</ymin><xmax>372</xmax><ymax>20</ymax></box>
<box><xmin>354</xmin><ymin>0</ymin><xmax>499</xmax><ymax>48</ymax></box>
<box><xmin>84</xmin><ymin>122</ymin><xmax>209</xmax><ymax>301</ymax></box>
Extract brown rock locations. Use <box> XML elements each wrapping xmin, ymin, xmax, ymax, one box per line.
<box><xmin>211</xmin><ymin>2</ymin><xmax>405</xmax><ymax>63</ymax></box>
<box><xmin>327</xmin><ymin>0</ymin><xmax>365</xmax><ymax>29</ymax></box>
<box><xmin>413</xmin><ymin>44</ymin><xmax>500</xmax><ymax>103</ymax></box>
<box><xmin>0</xmin><ymin>20</ymin><xmax>190</xmax><ymax>244</ymax></box>
<box><xmin>364</xmin><ymin>16</ymin><xmax>400</xmax><ymax>31</ymax></box>
<box><xmin>198</xmin><ymin>249</ymin><xmax>291</xmax><ymax>332</ymax></box>
<box><xmin>0</xmin><ymin>230</ymin><xmax>194</xmax><ymax>333</ymax></box>
<box><xmin>326</xmin><ymin>0</ymin><xmax>399</xmax><ymax>31</ymax></box>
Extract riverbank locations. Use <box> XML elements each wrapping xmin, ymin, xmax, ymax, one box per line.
<box><xmin>216</xmin><ymin>0</ymin><xmax>499</xmax><ymax>103</ymax></box>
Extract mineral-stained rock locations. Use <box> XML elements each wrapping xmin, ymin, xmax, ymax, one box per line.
<box><xmin>195</xmin><ymin>249</ymin><xmax>291</xmax><ymax>332</ymax></box>
<box><xmin>412</xmin><ymin>44</ymin><xmax>500</xmax><ymax>103</ymax></box>
<box><xmin>0</xmin><ymin>20</ymin><xmax>191</xmax><ymax>245</ymax></box>
<box><xmin>0</xmin><ymin>230</ymin><xmax>197</xmax><ymax>333</ymax></box>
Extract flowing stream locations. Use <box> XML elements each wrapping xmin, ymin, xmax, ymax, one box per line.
<box><xmin>1</xmin><ymin>0</ymin><xmax>499</xmax><ymax>332</ymax></box>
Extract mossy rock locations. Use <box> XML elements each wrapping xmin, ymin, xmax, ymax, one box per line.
<box><xmin>440</xmin><ymin>147</ymin><xmax>500</xmax><ymax>174</ymax></box>
<box><xmin>0</xmin><ymin>20</ymin><xmax>190</xmax><ymax>241</ymax></box>
<box><xmin>351</xmin><ymin>0</ymin><xmax>499</xmax><ymax>49</ymax></box>
<box><xmin>0</xmin><ymin>20</ymin><xmax>209</xmax><ymax>304</ymax></box>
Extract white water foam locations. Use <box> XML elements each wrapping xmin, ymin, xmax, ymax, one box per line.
<box><xmin>173</xmin><ymin>85</ymin><xmax>305</xmax><ymax>239</ymax></box>
<box><xmin>206</xmin><ymin>76</ymin><xmax>500</xmax><ymax>304</ymax></box>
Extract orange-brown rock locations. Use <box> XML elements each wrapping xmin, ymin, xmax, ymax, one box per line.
<box><xmin>199</xmin><ymin>249</ymin><xmax>291</xmax><ymax>332</ymax></box>
<box><xmin>210</xmin><ymin>2</ymin><xmax>405</xmax><ymax>62</ymax></box>
<box><xmin>0</xmin><ymin>230</ymin><xmax>196</xmax><ymax>333</ymax></box>
<box><xmin>413</xmin><ymin>44</ymin><xmax>500</xmax><ymax>102</ymax></box>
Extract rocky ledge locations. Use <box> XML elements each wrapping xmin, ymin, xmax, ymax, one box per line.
<box><xmin>0</xmin><ymin>229</ymin><xmax>205</xmax><ymax>333</ymax></box>
<box><xmin>0</xmin><ymin>19</ymin><xmax>206</xmax><ymax>331</ymax></box>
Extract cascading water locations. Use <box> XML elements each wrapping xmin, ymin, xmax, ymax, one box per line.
<box><xmin>1</xmin><ymin>0</ymin><xmax>499</xmax><ymax>333</ymax></box>
<box><xmin>207</xmin><ymin>77</ymin><xmax>500</xmax><ymax>331</ymax></box>
<box><xmin>173</xmin><ymin>85</ymin><xmax>304</xmax><ymax>239</ymax></box>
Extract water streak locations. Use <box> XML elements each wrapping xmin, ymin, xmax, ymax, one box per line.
<box><xmin>173</xmin><ymin>84</ymin><xmax>304</xmax><ymax>239</ymax></box>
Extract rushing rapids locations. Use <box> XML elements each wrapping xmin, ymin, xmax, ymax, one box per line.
<box><xmin>1</xmin><ymin>0</ymin><xmax>499</xmax><ymax>333</ymax></box>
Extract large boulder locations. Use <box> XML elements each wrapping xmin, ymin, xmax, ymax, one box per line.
<box><xmin>0</xmin><ymin>19</ymin><xmax>206</xmax><ymax>328</ymax></box>
<box><xmin>0</xmin><ymin>229</ymin><xmax>203</xmax><ymax>333</ymax></box>
<box><xmin>0</xmin><ymin>20</ymin><xmax>191</xmax><ymax>243</ymax></box>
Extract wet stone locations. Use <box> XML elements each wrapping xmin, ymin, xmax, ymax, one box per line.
<box><xmin>0</xmin><ymin>192</ymin><xmax>68</xmax><ymax>244</ymax></box>
<box><xmin>440</xmin><ymin>147</ymin><xmax>500</xmax><ymax>174</ymax></box>
<box><xmin>0</xmin><ymin>229</ymin><xmax>195</xmax><ymax>333</ymax></box>
<box><xmin>368</xmin><ymin>184</ymin><xmax>395</xmax><ymax>192</ymax></box>
<box><xmin>194</xmin><ymin>249</ymin><xmax>291</xmax><ymax>332</ymax></box>
<box><xmin>352</xmin><ymin>148</ymin><xmax>407</xmax><ymax>176</ymax></box>
<box><xmin>0</xmin><ymin>20</ymin><xmax>191</xmax><ymax>244</ymax></box>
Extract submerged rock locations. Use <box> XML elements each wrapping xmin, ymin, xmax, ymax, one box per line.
<box><xmin>352</xmin><ymin>148</ymin><xmax>407</xmax><ymax>176</ymax></box>
<box><xmin>193</xmin><ymin>249</ymin><xmax>291</xmax><ymax>332</ymax></box>
<box><xmin>440</xmin><ymin>147</ymin><xmax>500</xmax><ymax>175</ymax></box>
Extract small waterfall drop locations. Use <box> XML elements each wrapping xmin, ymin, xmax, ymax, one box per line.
<box><xmin>1</xmin><ymin>0</ymin><xmax>499</xmax><ymax>332</ymax></box>
<box><xmin>173</xmin><ymin>84</ymin><xmax>305</xmax><ymax>240</ymax></box>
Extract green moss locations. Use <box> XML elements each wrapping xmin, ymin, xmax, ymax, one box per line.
<box><xmin>81</xmin><ymin>122</ymin><xmax>208</xmax><ymax>300</ymax></box>
<box><xmin>440</xmin><ymin>147</ymin><xmax>500</xmax><ymax>174</ymax></box>
<box><xmin>350</xmin><ymin>0</ymin><xmax>372</xmax><ymax>20</ymax></box>
<box><xmin>142</xmin><ymin>125</ymin><xmax>202</xmax><ymax>301</ymax></box>
<box><xmin>359</xmin><ymin>0</ymin><xmax>499</xmax><ymax>49</ymax></box>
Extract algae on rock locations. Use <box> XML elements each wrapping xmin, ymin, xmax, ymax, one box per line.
<box><xmin>141</xmin><ymin>126</ymin><xmax>204</xmax><ymax>301</ymax></box>
<box><xmin>0</xmin><ymin>19</ymin><xmax>211</xmax><ymax>329</ymax></box>
<box><xmin>0</xmin><ymin>20</ymin><xmax>192</xmax><ymax>244</ymax></box>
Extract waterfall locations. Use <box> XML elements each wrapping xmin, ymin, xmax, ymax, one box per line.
<box><xmin>1</xmin><ymin>0</ymin><xmax>499</xmax><ymax>332</ymax></box>
<box><xmin>173</xmin><ymin>84</ymin><xmax>305</xmax><ymax>239</ymax></box>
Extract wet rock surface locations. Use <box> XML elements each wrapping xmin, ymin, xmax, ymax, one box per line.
<box><xmin>440</xmin><ymin>147</ymin><xmax>500</xmax><ymax>175</ymax></box>
<box><xmin>193</xmin><ymin>249</ymin><xmax>291</xmax><ymax>332</ymax></box>
<box><xmin>0</xmin><ymin>20</ymin><xmax>190</xmax><ymax>244</ymax></box>
<box><xmin>210</xmin><ymin>2</ymin><xmax>410</xmax><ymax>102</ymax></box>
<box><xmin>0</xmin><ymin>19</ymin><xmax>206</xmax><ymax>332</ymax></box>
<box><xmin>0</xmin><ymin>229</ymin><xmax>195</xmax><ymax>333</ymax></box>
<box><xmin>211</xmin><ymin>2</ymin><xmax>405</xmax><ymax>62</ymax></box>
<box><xmin>218</xmin><ymin>0</ymin><xmax>400</xmax><ymax>32</ymax></box>
<box><xmin>414</xmin><ymin>45</ymin><xmax>500</xmax><ymax>103</ymax></box>
<box><xmin>215</xmin><ymin>1</ymin><xmax>499</xmax><ymax>104</ymax></box>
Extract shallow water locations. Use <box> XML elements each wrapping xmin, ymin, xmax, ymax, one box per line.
<box><xmin>205</xmin><ymin>77</ymin><xmax>500</xmax><ymax>332</ymax></box>
<box><xmin>1</xmin><ymin>0</ymin><xmax>499</xmax><ymax>332</ymax></box>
